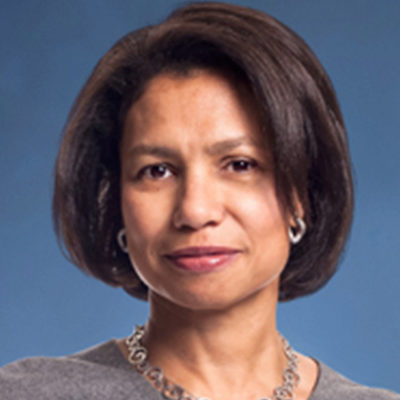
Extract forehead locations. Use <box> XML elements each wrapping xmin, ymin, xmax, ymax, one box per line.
<box><xmin>123</xmin><ymin>69</ymin><xmax>267</xmax><ymax>148</ymax></box>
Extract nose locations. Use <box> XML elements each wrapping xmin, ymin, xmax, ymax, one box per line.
<box><xmin>172</xmin><ymin>172</ymin><xmax>225</xmax><ymax>231</ymax></box>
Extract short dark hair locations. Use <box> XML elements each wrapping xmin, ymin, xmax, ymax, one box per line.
<box><xmin>53</xmin><ymin>1</ymin><xmax>354</xmax><ymax>302</ymax></box>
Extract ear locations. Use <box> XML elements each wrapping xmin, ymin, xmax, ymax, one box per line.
<box><xmin>288</xmin><ymin>192</ymin><xmax>305</xmax><ymax>228</ymax></box>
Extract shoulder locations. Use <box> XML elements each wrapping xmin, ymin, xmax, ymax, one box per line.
<box><xmin>311</xmin><ymin>361</ymin><xmax>400</xmax><ymax>400</ymax></box>
<box><xmin>0</xmin><ymin>341</ymin><xmax>158</xmax><ymax>400</ymax></box>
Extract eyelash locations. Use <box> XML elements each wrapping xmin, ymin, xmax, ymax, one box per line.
<box><xmin>136</xmin><ymin>158</ymin><xmax>258</xmax><ymax>181</ymax></box>
<box><xmin>224</xmin><ymin>158</ymin><xmax>258</xmax><ymax>173</ymax></box>
<box><xmin>136</xmin><ymin>163</ymin><xmax>175</xmax><ymax>180</ymax></box>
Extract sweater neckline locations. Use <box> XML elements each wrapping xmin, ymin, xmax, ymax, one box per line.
<box><xmin>100</xmin><ymin>339</ymin><xmax>323</xmax><ymax>400</ymax></box>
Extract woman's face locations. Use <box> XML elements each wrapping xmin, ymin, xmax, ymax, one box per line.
<box><xmin>120</xmin><ymin>70</ymin><xmax>292</xmax><ymax>310</ymax></box>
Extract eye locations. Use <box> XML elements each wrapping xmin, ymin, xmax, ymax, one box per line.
<box><xmin>138</xmin><ymin>163</ymin><xmax>174</xmax><ymax>180</ymax></box>
<box><xmin>225</xmin><ymin>158</ymin><xmax>258</xmax><ymax>173</ymax></box>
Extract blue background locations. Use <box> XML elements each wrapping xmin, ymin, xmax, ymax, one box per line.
<box><xmin>1</xmin><ymin>0</ymin><xmax>399</xmax><ymax>393</ymax></box>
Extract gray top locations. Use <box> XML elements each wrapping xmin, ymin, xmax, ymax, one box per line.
<box><xmin>1</xmin><ymin>340</ymin><xmax>399</xmax><ymax>400</ymax></box>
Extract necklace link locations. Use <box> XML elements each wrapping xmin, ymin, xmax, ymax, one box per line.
<box><xmin>126</xmin><ymin>325</ymin><xmax>299</xmax><ymax>400</ymax></box>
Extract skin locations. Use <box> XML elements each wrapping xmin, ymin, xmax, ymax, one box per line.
<box><xmin>119</xmin><ymin>70</ymin><xmax>317</xmax><ymax>400</ymax></box>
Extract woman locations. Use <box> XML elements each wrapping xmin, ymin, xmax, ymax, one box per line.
<box><xmin>1</xmin><ymin>2</ymin><xmax>398</xmax><ymax>399</ymax></box>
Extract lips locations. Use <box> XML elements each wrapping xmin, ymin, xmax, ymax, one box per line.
<box><xmin>164</xmin><ymin>246</ymin><xmax>241</xmax><ymax>273</ymax></box>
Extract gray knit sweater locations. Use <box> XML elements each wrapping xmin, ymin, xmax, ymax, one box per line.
<box><xmin>1</xmin><ymin>340</ymin><xmax>399</xmax><ymax>399</ymax></box>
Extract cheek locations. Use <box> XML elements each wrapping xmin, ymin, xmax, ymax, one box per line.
<box><xmin>120</xmin><ymin>187</ymin><xmax>178</xmax><ymax>298</ymax></box>
<box><xmin>235</xmin><ymin>184</ymin><xmax>291</xmax><ymax>272</ymax></box>
<box><xmin>121</xmin><ymin>188</ymin><xmax>171</xmax><ymax>249</ymax></box>
<box><xmin>233</xmin><ymin>184</ymin><xmax>288</xmax><ymax>237</ymax></box>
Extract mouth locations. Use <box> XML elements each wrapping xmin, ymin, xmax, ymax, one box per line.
<box><xmin>164</xmin><ymin>246</ymin><xmax>241</xmax><ymax>273</ymax></box>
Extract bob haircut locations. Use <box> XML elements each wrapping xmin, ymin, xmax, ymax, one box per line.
<box><xmin>53</xmin><ymin>1</ymin><xmax>353</xmax><ymax>302</ymax></box>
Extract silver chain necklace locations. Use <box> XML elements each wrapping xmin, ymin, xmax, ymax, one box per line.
<box><xmin>125</xmin><ymin>325</ymin><xmax>300</xmax><ymax>400</ymax></box>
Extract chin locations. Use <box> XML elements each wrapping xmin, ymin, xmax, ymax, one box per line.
<box><xmin>151</xmin><ymin>281</ymin><xmax>278</xmax><ymax>313</ymax></box>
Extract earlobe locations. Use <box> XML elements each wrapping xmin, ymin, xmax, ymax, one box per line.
<box><xmin>288</xmin><ymin>194</ymin><xmax>306</xmax><ymax>244</ymax></box>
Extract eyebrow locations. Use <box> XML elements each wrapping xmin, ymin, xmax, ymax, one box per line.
<box><xmin>205</xmin><ymin>136</ymin><xmax>258</xmax><ymax>156</ymax></box>
<box><xmin>127</xmin><ymin>144</ymin><xmax>179</xmax><ymax>159</ymax></box>
<box><xmin>126</xmin><ymin>136</ymin><xmax>260</xmax><ymax>159</ymax></box>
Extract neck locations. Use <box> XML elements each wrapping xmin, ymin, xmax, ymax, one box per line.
<box><xmin>142</xmin><ymin>283</ymin><xmax>286</xmax><ymax>399</ymax></box>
